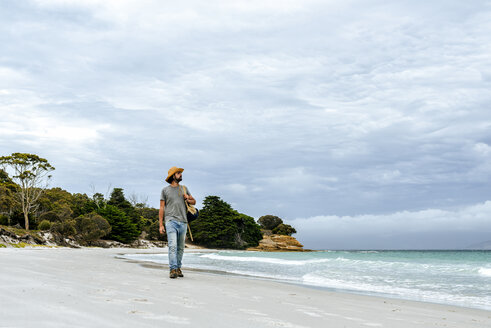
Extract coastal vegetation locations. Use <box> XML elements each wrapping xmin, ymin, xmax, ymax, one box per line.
<box><xmin>258</xmin><ymin>214</ymin><xmax>297</xmax><ymax>236</ymax></box>
<box><xmin>0</xmin><ymin>153</ymin><xmax>297</xmax><ymax>249</ymax></box>
<box><xmin>190</xmin><ymin>196</ymin><xmax>263</xmax><ymax>249</ymax></box>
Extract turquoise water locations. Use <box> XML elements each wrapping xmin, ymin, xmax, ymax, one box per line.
<box><xmin>122</xmin><ymin>250</ymin><xmax>491</xmax><ymax>310</ymax></box>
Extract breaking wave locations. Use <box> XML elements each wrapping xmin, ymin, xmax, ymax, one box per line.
<box><xmin>199</xmin><ymin>253</ymin><xmax>330</xmax><ymax>266</ymax></box>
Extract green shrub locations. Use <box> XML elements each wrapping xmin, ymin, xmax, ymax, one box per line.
<box><xmin>257</xmin><ymin>215</ymin><xmax>283</xmax><ymax>230</ymax></box>
<box><xmin>0</xmin><ymin>215</ymin><xmax>9</xmax><ymax>226</ymax></box>
<box><xmin>38</xmin><ymin>220</ymin><xmax>51</xmax><ymax>231</ymax></box>
<box><xmin>50</xmin><ymin>220</ymin><xmax>76</xmax><ymax>237</ymax></box>
<box><xmin>272</xmin><ymin>223</ymin><xmax>297</xmax><ymax>236</ymax></box>
<box><xmin>74</xmin><ymin>213</ymin><xmax>111</xmax><ymax>245</ymax></box>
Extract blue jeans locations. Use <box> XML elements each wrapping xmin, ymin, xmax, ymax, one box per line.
<box><xmin>165</xmin><ymin>220</ymin><xmax>187</xmax><ymax>270</ymax></box>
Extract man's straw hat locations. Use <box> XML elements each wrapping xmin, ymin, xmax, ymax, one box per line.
<box><xmin>166</xmin><ymin>166</ymin><xmax>184</xmax><ymax>183</ymax></box>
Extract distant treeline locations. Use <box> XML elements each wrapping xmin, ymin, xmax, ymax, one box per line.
<box><xmin>1</xmin><ymin>158</ymin><xmax>296</xmax><ymax>249</ymax></box>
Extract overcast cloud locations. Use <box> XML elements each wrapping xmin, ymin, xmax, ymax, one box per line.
<box><xmin>1</xmin><ymin>0</ymin><xmax>490</xmax><ymax>249</ymax></box>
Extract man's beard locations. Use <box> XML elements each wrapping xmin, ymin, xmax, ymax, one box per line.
<box><xmin>175</xmin><ymin>176</ymin><xmax>182</xmax><ymax>182</ymax></box>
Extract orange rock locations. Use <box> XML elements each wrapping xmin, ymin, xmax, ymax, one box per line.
<box><xmin>247</xmin><ymin>234</ymin><xmax>306</xmax><ymax>252</ymax></box>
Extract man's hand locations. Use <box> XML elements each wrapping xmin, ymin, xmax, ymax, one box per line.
<box><xmin>159</xmin><ymin>225</ymin><xmax>165</xmax><ymax>235</ymax></box>
<box><xmin>184</xmin><ymin>194</ymin><xmax>196</xmax><ymax>205</ymax></box>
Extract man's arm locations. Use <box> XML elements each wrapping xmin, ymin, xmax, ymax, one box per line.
<box><xmin>184</xmin><ymin>194</ymin><xmax>196</xmax><ymax>205</ymax></box>
<box><xmin>159</xmin><ymin>200</ymin><xmax>165</xmax><ymax>234</ymax></box>
<box><xmin>183</xmin><ymin>186</ymin><xmax>196</xmax><ymax>205</ymax></box>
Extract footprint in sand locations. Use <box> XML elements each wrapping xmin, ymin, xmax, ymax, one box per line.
<box><xmin>133</xmin><ymin>298</ymin><xmax>154</xmax><ymax>304</ymax></box>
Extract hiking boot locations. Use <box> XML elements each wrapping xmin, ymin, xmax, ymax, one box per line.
<box><xmin>177</xmin><ymin>268</ymin><xmax>184</xmax><ymax>277</ymax></box>
<box><xmin>169</xmin><ymin>269</ymin><xmax>178</xmax><ymax>279</ymax></box>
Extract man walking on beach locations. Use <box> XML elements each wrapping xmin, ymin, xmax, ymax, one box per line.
<box><xmin>159</xmin><ymin>166</ymin><xmax>196</xmax><ymax>279</ymax></box>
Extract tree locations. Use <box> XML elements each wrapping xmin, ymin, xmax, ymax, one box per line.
<box><xmin>257</xmin><ymin>215</ymin><xmax>283</xmax><ymax>230</ymax></box>
<box><xmin>91</xmin><ymin>193</ymin><xmax>106</xmax><ymax>209</ymax></box>
<box><xmin>0</xmin><ymin>185</ymin><xmax>16</xmax><ymax>219</ymax></box>
<box><xmin>0</xmin><ymin>169</ymin><xmax>20</xmax><ymax>225</ymax></box>
<box><xmin>0</xmin><ymin>169</ymin><xmax>19</xmax><ymax>193</ymax></box>
<box><xmin>190</xmin><ymin>196</ymin><xmax>238</xmax><ymax>248</ymax></box>
<box><xmin>70</xmin><ymin>193</ymin><xmax>94</xmax><ymax>217</ymax></box>
<box><xmin>37</xmin><ymin>188</ymin><xmax>75</xmax><ymax>226</ymax></box>
<box><xmin>37</xmin><ymin>187</ymin><xmax>74</xmax><ymax>214</ymax></box>
<box><xmin>38</xmin><ymin>206</ymin><xmax>73</xmax><ymax>223</ymax></box>
<box><xmin>235</xmin><ymin>213</ymin><xmax>263</xmax><ymax>247</ymax></box>
<box><xmin>272</xmin><ymin>223</ymin><xmax>297</xmax><ymax>236</ymax></box>
<box><xmin>0</xmin><ymin>153</ymin><xmax>55</xmax><ymax>230</ymax></box>
<box><xmin>190</xmin><ymin>196</ymin><xmax>262</xmax><ymax>249</ymax></box>
<box><xmin>96</xmin><ymin>204</ymin><xmax>139</xmax><ymax>244</ymax></box>
<box><xmin>108</xmin><ymin>188</ymin><xmax>133</xmax><ymax>211</ymax></box>
<box><xmin>107</xmin><ymin>187</ymin><xmax>145</xmax><ymax>233</ymax></box>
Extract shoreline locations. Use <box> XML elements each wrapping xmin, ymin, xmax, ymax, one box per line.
<box><xmin>1</xmin><ymin>248</ymin><xmax>489</xmax><ymax>328</ymax></box>
<box><xmin>118</xmin><ymin>248</ymin><xmax>491</xmax><ymax>312</ymax></box>
<box><xmin>122</xmin><ymin>256</ymin><xmax>490</xmax><ymax>312</ymax></box>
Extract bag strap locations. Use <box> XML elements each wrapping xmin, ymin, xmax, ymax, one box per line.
<box><xmin>178</xmin><ymin>185</ymin><xmax>194</xmax><ymax>241</ymax></box>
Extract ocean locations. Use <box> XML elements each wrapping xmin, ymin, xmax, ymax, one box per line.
<box><xmin>121</xmin><ymin>250</ymin><xmax>491</xmax><ymax>310</ymax></box>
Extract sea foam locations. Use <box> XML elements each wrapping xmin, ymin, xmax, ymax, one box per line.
<box><xmin>199</xmin><ymin>253</ymin><xmax>330</xmax><ymax>266</ymax></box>
<box><xmin>478</xmin><ymin>268</ymin><xmax>491</xmax><ymax>277</ymax></box>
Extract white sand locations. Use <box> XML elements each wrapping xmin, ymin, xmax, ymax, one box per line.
<box><xmin>0</xmin><ymin>248</ymin><xmax>489</xmax><ymax>328</ymax></box>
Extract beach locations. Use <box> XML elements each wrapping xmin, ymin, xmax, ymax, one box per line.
<box><xmin>0</xmin><ymin>248</ymin><xmax>489</xmax><ymax>328</ymax></box>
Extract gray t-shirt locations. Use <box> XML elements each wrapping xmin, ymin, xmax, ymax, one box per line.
<box><xmin>160</xmin><ymin>185</ymin><xmax>191</xmax><ymax>224</ymax></box>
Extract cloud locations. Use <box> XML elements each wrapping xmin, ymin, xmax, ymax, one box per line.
<box><xmin>223</xmin><ymin>183</ymin><xmax>248</xmax><ymax>194</ymax></box>
<box><xmin>288</xmin><ymin>200</ymin><xmax>491</xmax><ymax>249</ymax></box>
<box><xmin>0</xmin><ymin>103</ymin><xmax>110</xmax><ymax>148</ymax></box>
<box><xmin>474</xmin><ymin>142</ymin><xmax>491</xmax><ymax>156</ymax></box>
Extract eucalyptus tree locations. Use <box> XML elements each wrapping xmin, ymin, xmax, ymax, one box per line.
<box><xmin>0</xmin><ymin>153</ymin><xmax>55</xmax><ymax>230</ymax></box>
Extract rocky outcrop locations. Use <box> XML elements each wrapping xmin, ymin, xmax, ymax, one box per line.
<box><xmin>0</xmin><ymin>227</ymin><xmax>78</xmax><ymax>248</ymax></box>
<box><xmin>247</xmin><ymin>233</ymin><xmax>307</xmax><ymax>252</ymax></box>
<box><xmin>0</xmin><ymin>227</ymin><xmax>46</xmax><ymax>245</ymax></box>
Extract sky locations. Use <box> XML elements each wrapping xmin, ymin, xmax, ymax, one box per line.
<box><xmin>1</xmin><ymin>0</ymin><xmax>490</xmax><ymax>249</ymax></box>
